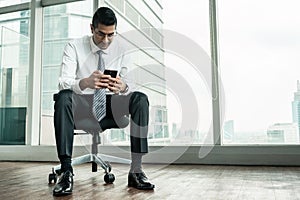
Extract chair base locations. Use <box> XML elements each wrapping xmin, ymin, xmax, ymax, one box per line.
<box><xmin>48</xmin><ymin>153</ymin><xmax>131</xmax><ymax>184</ymax></box>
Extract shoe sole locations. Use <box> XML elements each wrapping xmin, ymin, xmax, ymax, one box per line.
<box><xmin>53</xmin><ymin>191</ymin><xmax>72</xmax><ymax>196</ymax></box>
<box><xmin>128</xmin><ymin>182</ymin><xmax>155</xmax><ymax>190</ymax></box>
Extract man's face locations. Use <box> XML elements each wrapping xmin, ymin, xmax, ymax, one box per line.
<box><xmin>91</xmin><ymin>23</ymin><xmax>116</xmax><ymax>50</ymax></box>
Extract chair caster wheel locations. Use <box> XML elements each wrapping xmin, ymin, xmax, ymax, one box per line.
<box><xmin>104</xmin><ymin>173</ymin><xmax>115</xmax><ymax>184</ymax></box>
<box><xmin>48</xmin><ymin>173</ymin><xmax>57</xmax><ymax>184</ymax></box>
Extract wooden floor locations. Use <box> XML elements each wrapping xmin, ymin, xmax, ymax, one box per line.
<box><xmin>1</xmin><ymin>162</ymin><xmax>300</xmax><ymax>200</ymax></box>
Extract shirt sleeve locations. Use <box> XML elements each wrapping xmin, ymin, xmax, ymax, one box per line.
<box><xmin>58</xmin><ymin>42</ymin><xmax>84</xmax><ymax>94</ymax></box>
<box><xmin>119</xmin><ymin>52</ymin><xmax>136</xmax><ymax>95</ymax></box>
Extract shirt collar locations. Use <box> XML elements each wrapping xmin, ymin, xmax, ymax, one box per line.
<box><xmin>89</xmin><ymin>36</ymin><xmax>109</xmax><ymax>54</ymax></box>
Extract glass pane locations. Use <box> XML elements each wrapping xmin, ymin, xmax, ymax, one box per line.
<box><xmin>0</xmin><ymin>0</ymin><xmax>30</xmax><ymax>7</ymax></box>
<box><xmin>162</xmin><ymin>0</ymin><xmax>212</xmax><ymax>145</ymax></box>
<box><xmin>0</xmin><ymin>11</ymin><xmax>30</xmax><ymax>145</ymax></box>
<box><xmin>41</xmin><ymin>0</ymin><xmax>211</xmax><ymax>147</ymax></box>
<box><xmin>105</xmin><ymin>0</ymin><xmax>212</xmax><ymax>145</ymax></box>
<box><xmin>103</xmin><ymin>0</ymin><xmax>167</xmax><ymax>146</ymax></box>
<box><xmin>40</xmin><ymin>1</ymin><xmax>93</xmax><ymax>145</ymax></box>
<box><xmin>219</xmin><ymin>0</ymin><xmax>300</xmax><ymax>144</ymax></box>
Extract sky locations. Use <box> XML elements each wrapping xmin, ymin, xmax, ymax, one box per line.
<box><xmin>162</xmin><ymin>0</ymin><xmax>300</xmax><ymax>133</ymax></box>
<box><xmin>162</xmin><ymin>0</ymin><xmax>212</xmax><ymax>134</ymax></box>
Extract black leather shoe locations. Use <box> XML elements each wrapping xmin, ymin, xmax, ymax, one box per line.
<box><xmin>53</xmin><ymin>170</ymin><xmax>73</xmax><ymax>196</ymax></box>
<box><xmin>128</xmin><ymin>172</ymin><xmax>155</xmax><ymax>190</ymax></box>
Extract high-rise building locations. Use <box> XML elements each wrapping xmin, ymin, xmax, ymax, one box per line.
<box><xmin>292</xmin><ymin>80</ymin><xmax>300</xmax><ymax>123</ymax></box>
<box><xmin>291</xmin><ymin>80</ymin><xmax>300</xmax><ymax>141</ymax></box>
<box><xmin>223</xmin><ymin>120</ymin><xmax>234</xmax><ymax>142</ymax></box>
<box><xmin>148</xmin><ymin>105</ymin><xmax>169</xmax><ymax>144</ymax></box>
<box><xmin>267</xmin><ymin>123</ymin><xmax>299</xmax><ymax>144</ymax></box>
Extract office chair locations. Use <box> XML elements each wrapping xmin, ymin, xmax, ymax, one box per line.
<box><xmin>48</xmin><ymin>94</ymin><xmax>131</xmax><ymax>184</ymax></box>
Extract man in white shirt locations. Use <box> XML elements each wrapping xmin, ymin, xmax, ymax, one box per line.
<box><xmin>53</xmin><ymin>7</ymin><xmax>154</xmax><ymax>196</ymax></box>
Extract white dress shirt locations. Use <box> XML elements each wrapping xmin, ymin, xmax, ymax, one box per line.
<box><xmin>58</xmin><ymin>35</ymin><xmax>134</xmax><ymax>95</ymax></box>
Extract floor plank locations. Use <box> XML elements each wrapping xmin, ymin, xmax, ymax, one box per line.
<box><xmin>0</xmin><ymin>162</ymin><xmax>300</xmax><ymax>199</ymax></box>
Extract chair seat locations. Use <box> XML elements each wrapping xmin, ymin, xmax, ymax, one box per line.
<box><xmin>75</xmin><ymin>117</ymin><xmax>101</xmax><ymax>131</ymax></box>
<box><xmin>75</xmin><ymin>116</ymin><xmax>129</xmax><ymax>132</ymax></box>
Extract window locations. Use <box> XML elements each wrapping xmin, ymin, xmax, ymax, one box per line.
<box><xmin>0</xmin><ymin>11</ymin><xmax>30</xmax><ymax>145</ymax></box>
<box><xmin>162</xmin><ymin>0</ymin><xmax>212</xmax><ymax>144</ymax></box>
<box><xmin>218</xmin><ymin>0</ymin><xmax>300</xmax><ymax>144</ymax></box>
<box><xmin>40</xmin><ymin>1</ymin><xmax>92</xmax><ymax>145</ymax></box>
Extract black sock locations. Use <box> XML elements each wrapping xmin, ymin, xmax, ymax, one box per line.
<box><xmin>59</xmin><ymin>155</ymin><xmax>73</xmax><ymax>173</ymax></box>
<box><xmin>130</xmin><ymin>153</ymin><xmax>142</xmax><ymax>173</ymax></box>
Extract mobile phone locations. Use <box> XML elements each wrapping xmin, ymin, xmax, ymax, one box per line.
<box><xmin>104</xmin><ymin>69</ymin><xmax>118</xmax><ymax>78</ymax></box>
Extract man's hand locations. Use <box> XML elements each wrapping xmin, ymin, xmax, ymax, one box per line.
<box><xmin>79</xmin><ymin>70</ymin><xmax>111</xmax><ymax>90</ymax></box>
<box><xmin>107</xmin><ymin>76</ymin><xmax>127</xmax><ymax>94</ymax></box>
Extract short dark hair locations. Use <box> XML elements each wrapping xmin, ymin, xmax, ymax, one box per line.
<box><xmin>92</xmin><ymin>7</ymin><xmax>117</xmax><ymax>28</ymax></box>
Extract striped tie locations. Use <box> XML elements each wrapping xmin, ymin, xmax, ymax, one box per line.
<box><xmin>93</xmin><ymin>50</ymin><xmax>106</xmax><ymax>121</ymax></box>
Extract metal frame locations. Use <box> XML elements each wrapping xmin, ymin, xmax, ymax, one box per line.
<box><xmin>52</xmin><ymin>132</ymin><xmax>130</xmax><ymax>174</ymax></box>
<box><xmin>26</xmin><ymin>0</ymin><xmax>43</xmax><ymax>145</ymax></box>
<box><xmin>1</xmin><ymin>145</ymin><xmax>300</xmax><ymax>166</ymax></box>
<box><xmin>41</xmin><ymin>0</ymin><xmax>85</xmax><ymax>7</ymax></box>
<box><xmin>0</xmin><ymin>3</ymin><xmax>30</xmax><ymax>15</ymax></box>
<box><xmin>209</xmin><ymin>0</ymin><xmax>221</xmax><ymax>145</ymax></box>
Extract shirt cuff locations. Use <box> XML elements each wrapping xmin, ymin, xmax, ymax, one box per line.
<box><xmin>120</xmin><ymin>84</ymin><xmax>129</xmax><ymax>95</ymax></box>
<box><xmin>72</xmin><ymin>79</ymin><xmax>84</xmax><ymax>94</ymax></box>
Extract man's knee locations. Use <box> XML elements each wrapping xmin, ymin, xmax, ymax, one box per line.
<box><xmin>54</xmin><ymin>89</ymin><xmax>73</xmax><ymax>108</ymax></box>
<box><xmin>130</xmin><ymin>92</ymin><xmax>149</xmax><ymax>107</ymax></box>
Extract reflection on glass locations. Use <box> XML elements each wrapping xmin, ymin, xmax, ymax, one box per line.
<box><xmin>40</xmin><ymin>1</ymin><xmax>93</xmax><ymax>145</ymax></box>
<box><xmin>41</xmin><ymin>0</ymin><xmax>168</xmax><ymax>146</ymax></box>
<box><xmin>0</xmin><ymin>25</ymin><xmax>29</xmax><ymax>145</ymax></box>
<box><xmin>219</xmin><ymin>0</ymin><xmax>300</xmax><ymax>144</ymax></box>
<box><xmin>40</xmin><ymin>0</ymin><xmax>210</xmax><ymax>146</ymax></box>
